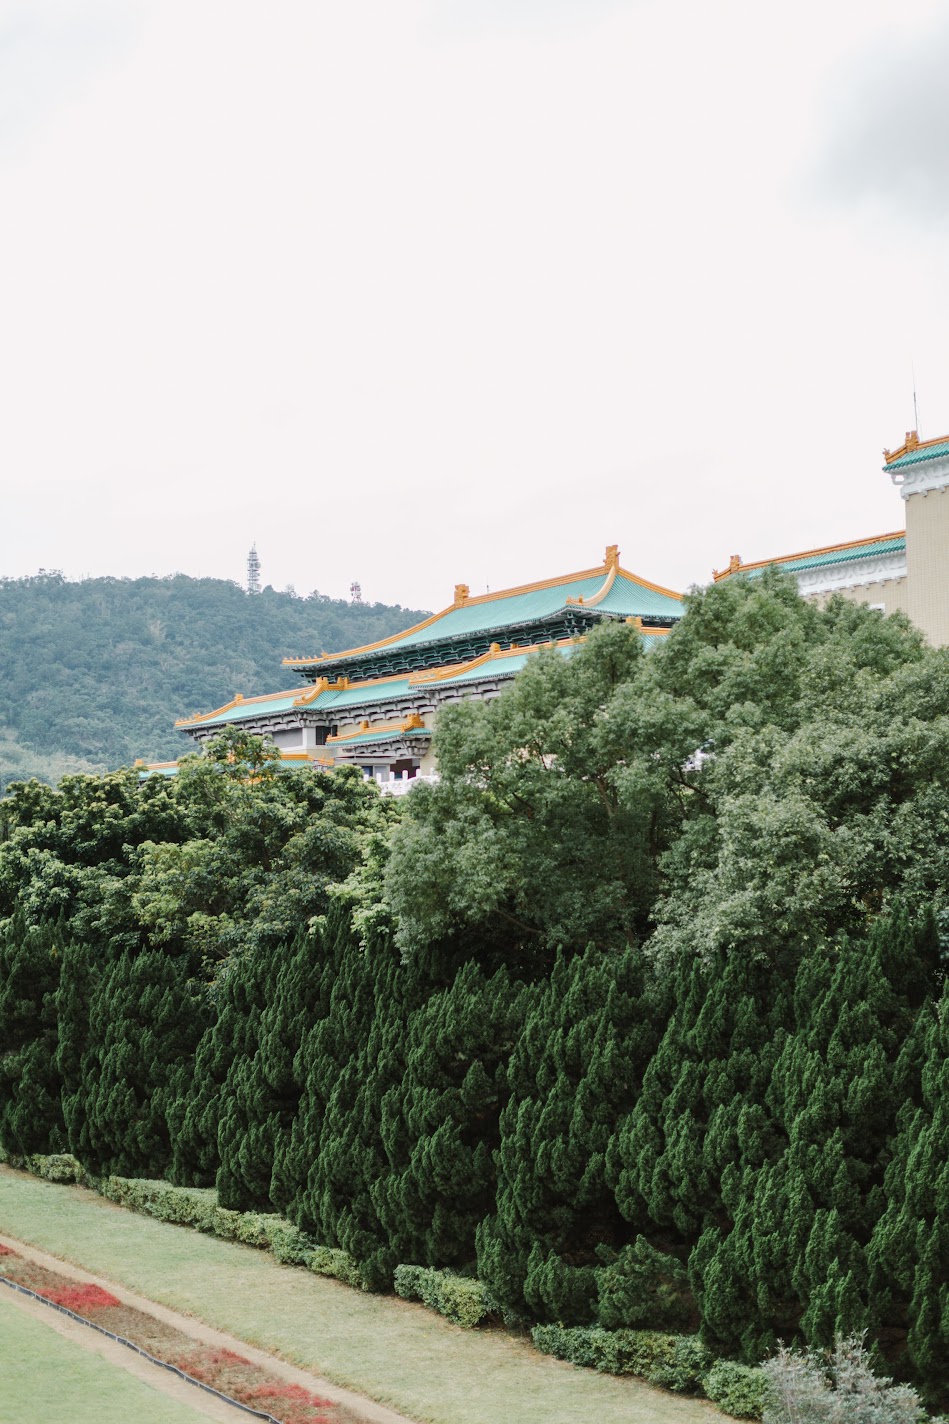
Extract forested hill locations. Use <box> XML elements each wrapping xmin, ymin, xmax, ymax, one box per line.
<box><xmin>0</xmin><ymin>573</ymin><xmax>430</xmax><ymax>789</ymax></box>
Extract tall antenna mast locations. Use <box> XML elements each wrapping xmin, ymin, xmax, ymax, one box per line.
<box><xmin>247</xmin><ymin>544</ymin><xmax>261</xmax><ymax>595</ymax></box>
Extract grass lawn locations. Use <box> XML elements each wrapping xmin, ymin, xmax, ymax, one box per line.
<box><xmin>0</xmin><ymin>1289</ymin><xmax>212</xmax><ymax>1424</ymax></box>
<box><xmin>0</xmin><ymin>1167</ymin><xmax>726</xmax><ymax>1424</ymax></box>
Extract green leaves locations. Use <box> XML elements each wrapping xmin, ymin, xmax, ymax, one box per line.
<box><xmin>387</xmin><ymin>624</ymin><xmax>675</xmax><ymax>968</ymax></box>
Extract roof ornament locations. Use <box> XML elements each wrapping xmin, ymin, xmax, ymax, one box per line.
<box><xmin>604</xmin><ymin>544</ymin><xmax>620</xmax><ymax>570</ymax></box>
<box><xmin>454</xmin><ymin>583</ymin><xmax>470</xmax><ymax>607</ymax></box>
<box><xmin>296</xmin><ymin>677</ymin><xmax>331</xmax><ymax>706</ymax></box>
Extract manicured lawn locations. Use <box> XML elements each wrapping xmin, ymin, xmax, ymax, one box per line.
<box><xmin>0</xmin><ymin>1289</ymin><xmax>212</xmax><ymax>1424</ymax></box>
<box><xmin>0</xmin><ymin>1167</ymin><xmax>725</xmax><ymax>1424</ymax></box>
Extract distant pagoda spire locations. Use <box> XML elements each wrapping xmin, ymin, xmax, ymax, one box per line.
<box><xmin>247</xmin><ymin>544</ymin><xmax>261</xmax><ymax>595</ymax></box>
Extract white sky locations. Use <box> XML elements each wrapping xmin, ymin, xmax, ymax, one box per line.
<box><xmin>2</xmin><ymin>0</ymin><xmax>948</xmax><ymax>610</ymax></box>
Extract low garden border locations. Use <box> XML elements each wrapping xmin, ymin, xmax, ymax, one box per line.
<box><xmin>0</xmin><ymin>1271</ymin><xmax>282</xmax><ymax>1424</ymax></box>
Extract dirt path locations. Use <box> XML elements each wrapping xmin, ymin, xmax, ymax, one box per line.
<box><xmin>0</xmin><ymin>1231</ymin><xmax>417</xmax><ymax>1424</ymax></box>
<box><xmin>0</xmin><ymin>1282</ymin><xmax>246</xmax><ymax>1423</ymax></box>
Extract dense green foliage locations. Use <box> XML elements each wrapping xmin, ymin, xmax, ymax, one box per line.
<box><xmin>3</xmin><ymin>574</ymin><xmax>949</xmax><ymax>1406</ymax></box>
<box><xmin>531</xmin><ymin>1323</ymin><xmax>712</xmax><ymax>1393</ymax></box>
<box><xmin>393</xmin><ymin>1264</ymin><xmax>495</xmax><ymax>1328</ymax></box>
<box><xmin>0</xmin><ymin>571</ymin><xmax>429</xmax><ymax>789</ymax></box>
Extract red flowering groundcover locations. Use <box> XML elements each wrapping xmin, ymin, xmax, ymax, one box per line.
<box><xmin>38</xmin><ymin>1283</ymin><xmax>121</xmax><ymax>1311</ymax></box>
<box><xmin>0</xmin><ymin>1249</ymin><xmax>359</xmax><ymax>1423</ymax></box>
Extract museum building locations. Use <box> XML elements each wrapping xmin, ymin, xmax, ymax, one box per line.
<box><xmin>173</xmin><ymin>546</ymin><xmax>683</xmax><ymax>790</ymax></box>
<box><xmin>163</xmin><ymin>431</ymin><xmax>949</xmax><ymax>789</ymax></box>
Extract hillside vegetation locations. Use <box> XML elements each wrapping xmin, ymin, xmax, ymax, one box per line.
<box><xmin>0</xmin><ymin>573</ymin><xmax>429</xmax><ymax>789</ymax></box>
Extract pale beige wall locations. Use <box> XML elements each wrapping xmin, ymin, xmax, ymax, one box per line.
<box><xmin>418</xmin><ymin>745</ymin><xmax>438</xmax><ymax>774</ymax></box>
<box><xmin>804</xmin><ymin>579</ymin><xmax>910</xmax><ymax>617</ymax></box>
<box><xmin>906</xmin><ymin>484</ymin><xmax>949</xmax><ymax>647</ymax></box>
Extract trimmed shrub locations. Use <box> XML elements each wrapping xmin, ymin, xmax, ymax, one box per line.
<box><xmin>100</xmin><ymin>1177</ymin><xmax>218</xmax><ymax>1231</ymax></box>
<box><xmin>96</xmin><ymin>1177</ymin><xmax>359</xmax><ymax>1280</ymax></box>
<box><xmin>531</xmin><ymin>1324</ymin><xmax>711</xmax><ymax>1393</ymax></box>
<box><xmin>209</xmin><ymin>1207</ymin><xmax>242</xmax><ymax>1240</ymax></box>
<box><xmin>308</xmin><ymin>1246</ymin><xmax>367</xmax><ymax>1291</ymax></box>
<box><xmin>234</xmin><ymin>1213</ymin><xmax>284</xmax><ymax>1249</ymax></box>
<box><xmin>269</xmin><ymin>1223</ymin><xmax>316</xmax><ymax>1267</ymax></box>
<box><xmin>28</xmin><ymin>1153</ymin><xmax>84</xmax><ymax>1184</ymax></box>
<box><xmin>394</xmin><ymin>1265</ymin><xmax>494</xmax><ymax>1329</ymax></box>
<box><xmin>705</xmin><ymin>1360</ymin><xmax>767</xmax><ymax>1420</ymax></box>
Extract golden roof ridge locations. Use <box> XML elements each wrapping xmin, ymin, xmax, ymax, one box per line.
<box><xmin>175</xmin><ymin>687</ymin><xmax>306</xmax><ymax>727</ymax></box>
<box><xmin>283</xmin><ymin>549</ymin><xmax>682</xmax><ymax>669</ymax></box>
<box><xmin>713</xmin><ymin>529</ymin><xmax>906</xmax><ymax>581</ymax></box>
<box><xmin>884</xmin><ymin>430</ymin><xmax>949</xmax><ymax>464</ymax></box>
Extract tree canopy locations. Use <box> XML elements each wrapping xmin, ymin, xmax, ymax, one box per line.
<box><xmin>388</xmin><ymin>572</ymin><xmax>949</xmax><ymax>977</ymax></box>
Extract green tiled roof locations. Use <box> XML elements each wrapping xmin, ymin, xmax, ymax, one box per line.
<box><xmin>372</xmin><ymin>570</ymin><xmax>681</xmax><ymax>653</ymax></box>
<box><xmin>183</xmin><ymin>622</ymin><xmax>672</xmax><ymax>733</ymax></box>
<box><xmin>199</xmin><ymin>692</ymin><xmax>301</xmax><ymax>725</ymax></box>
<box><xmin>744</xmin><ymin>535</ymin><xmax>905</xmax><ymax>578</ymax></box>
<box><xmin>285</xmin><ymin>566</ymin><xmax>683</xmax><ymax>681</ymax></box>
<box><xmin>885</xmin><ymin>440</ymin><xmax>949</xmax><ymax>471</ymax></box>
<box><xmin>431</xmin><ymin>646</ymin><xmax>574</xmax><ymax>687</ymax></box>
<box><xmin>331</xmin><ymin>727</ymin><xmax>430</xmax><ymax>747</ymax></box>
<box><xmin>317</xmin><ymin>678</ymin><xmax>412</xmax><ymax>709</ymax></box>
<box><xmin>185</xmin><ymin>679</ymin><xmax>415</xmax><ymax>730</ymax></box>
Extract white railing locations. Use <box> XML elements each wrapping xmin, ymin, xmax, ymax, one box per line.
<box><xmin>368</xmin><ymin>769</ymin><xmax>440</xmax><ymax>796</ymax></box>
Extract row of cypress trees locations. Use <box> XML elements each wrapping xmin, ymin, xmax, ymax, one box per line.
<box><xmin>1</xmin><ymin>899</ymin><xmax>946</xmax><ymax>1401</ymax></box>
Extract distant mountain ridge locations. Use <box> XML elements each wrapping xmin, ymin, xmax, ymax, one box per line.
<box><xmin>0</xmin><ymin>573</ymin><xmax>430</xmax><ymax>791</ymax></box>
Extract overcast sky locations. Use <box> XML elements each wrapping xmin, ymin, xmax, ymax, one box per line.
<box><xmin>2</xmin><ymin>0</ymin><xmax>948</xmax><ymax>610</ymax></box>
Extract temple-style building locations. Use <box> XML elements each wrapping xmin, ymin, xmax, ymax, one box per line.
<box><xmin>175</xmin><ymin>546</ymin><xmax>683</xmax><ymax>790</ymax></box>
<box><xmin>714</xmin><ymin>430</ymin><xmax>949</xmax><ymax>647</ymax></box>
<box><xmin>161</xmin><ymin>430</ymin><xmax>949</xmax><ymax>788</ymax></box>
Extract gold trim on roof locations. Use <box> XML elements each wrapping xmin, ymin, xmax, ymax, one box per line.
<box><xmin>175</xmin><ymin>687</ymin><xmax>308</xmax><ymax>727</ymax></box>
<box><xmin>566</xmin><ymin>562</ymin><xmax>619</xmax><ymax>608</ymax></box>
<box><xmin>327</xmin><ymin>714</ymin><xmax>431</xmax><ymax>745</ymax></box>
<box><xmin>883</xmin><ymin>430</ymin><xmax>949</xmax><ymax>464</ymax></box>
<box><xmin>282</xmin><ymin>551</ymin><xmax>682</xmax><ymax>669</ymax></box>
<box><xmin>408</xmin><ymin>636</ymin><xmax>575</xmax><ymax>684</ymax></box>
<box><xmin>179</xmin><ymin>600</ymin><xmax>677</xmax><ymax>732</ymax></box>
<box><xmin>713</xmin><ymin>529</ymin><xmax>905</xmax><ymax>581</ymax></box>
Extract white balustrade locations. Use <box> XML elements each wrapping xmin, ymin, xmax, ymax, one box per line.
<box><xmin>378</xmin><ymin>770</ymin><xmax>440</xmax><ymax>796</ymax></box>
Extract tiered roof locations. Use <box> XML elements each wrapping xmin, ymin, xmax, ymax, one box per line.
<box><xmin>176</xmin><ymin>548</ymin><xmax>681</xmax><ymax>735</ymax></box>
<box><xmin>282</xmin><ymin>547</ymin><xmax>682</xmax><ymax>682</ymax></box>
<box><xmin>177</xmin><ymin>630</ymin><xmax>670</xmax><ymax>734</ymax></box>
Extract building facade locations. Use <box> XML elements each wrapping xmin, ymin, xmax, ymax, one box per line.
<box><xmin>713</xmin><ymin>430</ymin><xmax>949</xmax><ymax>647</ymax></box>
<box><xmin>175</xmin><ymin>546</ymin><xmax>683</xmax><ymax>789</ymax></box>
<box><xmin>166</xmin><ymin>432</ymin><xmax>949</xmax><ymax>785</ymax></box>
